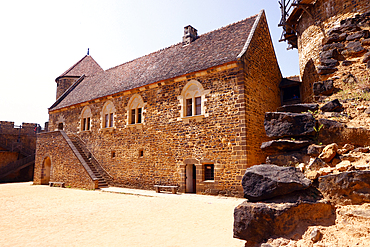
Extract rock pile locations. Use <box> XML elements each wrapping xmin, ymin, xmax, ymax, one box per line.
<box><xmin>234</xmin><ymin>101</ymin><xmax>370</xmax><ymax>246</ymax></box>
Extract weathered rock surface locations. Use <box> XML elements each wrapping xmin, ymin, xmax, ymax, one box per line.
<box><xmin>318</xmin><ymin>170</ymin><xmax>370</xmax><ymax>205</ymax></box>
<box><xmin>242</xmin><ymin>164</ymin><xmax>311</xmax><ymax>201</ymax></box>
<box><xmin>337</xmin><ymin>144</ymin><xmax>355</xmax><ymax>154</ymax></box>
<box><xmin>317</xmin><ymin>65</ymin><xmax>338</xmax><ymax>75</ymax></box>
<box><xmin>313</xmin><ymin>80</ymin><xmax>334</xmax><ymax>96</ymax></box>
<box><xmin>320</xmin><ymin>99</ymin><xmax>343</xmax><ymax>112</ymax></box>
<box><xmin>319</xmin><ymin>143</ymin><xmax>338</xmax><ymax>163</ymax></box>
<box><xmin>307</xmin><ymin>157</ymin><xmax>329</xmax><ymax>171</ymax></box>
<box><xmin>342</xmin><ymin>41</ymin><xmax>366</xmax><ymax>56</ymax></box>
<box><xmin>266</xmin><ymin>152</ymin><xmax>304</xmax><ymax>167</ymax></box>
<box><xmin>307</xmin><ymin>144</ymin><xmax>325</xmax><ymax>157</ymax></box>
<box><xmin>264</xmin><ymin>112</ymin><xmax>315</xmax><ymax>138</ymax></box>
<box><xmin>260</xmin><ymin>139</ymin><xmax>312</xmax><ymax>152</ymax></box>
<box><xmin>233</xmin><ymin>200</ymin><xmax>335</xmax><ymax>244</ymax></box>
<box><xmin>276</xmin><ymin>103</ymin><xmax>319</xmax><ymax>113</ymax></box>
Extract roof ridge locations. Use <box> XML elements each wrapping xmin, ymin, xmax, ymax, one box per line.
<box><xmin>106</xmin><ymin>14</ymin><xmax>259</xmax><ymax>72</ymax></box>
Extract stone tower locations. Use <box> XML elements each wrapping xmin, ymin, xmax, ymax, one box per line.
<box><xmin>55</xmin><ymin>55</ymin><xmax>103</xmax><ymax>99</ymax></box>
<box><xmin>279</xmin><ymin>0</ymin><xmax>370</xmax><ymax>102</ymax></box>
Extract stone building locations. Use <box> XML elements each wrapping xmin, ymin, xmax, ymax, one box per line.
<box><xmin>0</xmin><ymin>121</ymin><xmax>38</xmax><ymax>182</ymax></box>
<box><xmin>279</xmin><ymin>0</ymin><xmax>370</xmax><ymax>101</ymax></box>
<box><xmin>34</xmin><ymin>10</ymin><xmax>282</xmax><ymax>196</ymax></box>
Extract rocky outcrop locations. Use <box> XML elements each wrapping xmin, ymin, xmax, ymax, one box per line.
<box><xmin>276</xmin><ymin>103</ymin><xmax>319</xmax><ymax>113</ymax></box>
<box><xmin>313</xmin><ymin>80</ymin><xmax>334</xmax><ymax>96</ymax></box>
<box><xmin>234</xmin><ymin>200</ymin><xmax>335</xmax><ymax>245</ymax></box>
<box><xmin>264</xmin><ymin>112</ymin><xmax>315</xmax><ymax>138</ymax></box>
<box><xmin>242</xmin><ymin>164</ymin><xmax>311</xmax><ymax>202</ymax></box>
<box><xmin>266</xmin><ymin>152</ymin><xmax>305</xmax><ymax>167</ymax></box>
<box><xmin>260</xmin><ymin>139</ymin><xmax>312</xmax><ymax>152</ymax></box>
<box><xmin>318</xmin><ymin>171</ymin><xmax>370</xmax><ymax>205</ymax></box>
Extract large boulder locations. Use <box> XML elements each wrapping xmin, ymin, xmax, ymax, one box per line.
<box><xmin>242</xmin><ymin>164</ymin><xmax>311</xmax><ymax>201</ymax></box>
<box><xmin>320</xmin><ymin>99</ymin><xmax>343</xmax><ymax>112</ymax></box>
<box><xmin>318</xmin><ymin>170</ymin><xmax>370</xmax><ymax>205</ymax></box>
<box><xmin>276</xmin><ymin>103</ymin><xmax>319</xmax><ymax>113</ymax></box>
<box><xmin>260</xmin><ymin>139</ymin><xmax>312</xmax><ymax>152</ymax></box>
<box><xmin>233</xmin><ymin>200</ymin><xmax>335</xmax><ymax>244</ymax></box>
<box><xmin>264</xmin><ymin>112</ymin><xmax>316</xmax><ymax>138</ymax></box>
<box><xmin>313</xmin><ymin>80</ymin><xmax>334</xmax><ymax>96</ymax></box>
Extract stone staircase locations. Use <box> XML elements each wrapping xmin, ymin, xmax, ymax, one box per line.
<box><xmin>68</xmin><ymin>135</ymin><xmax>112</xmax><ymax>188</ymax></box>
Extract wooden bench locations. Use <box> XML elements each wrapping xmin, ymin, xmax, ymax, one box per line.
<box><xmin>49</xmin><ymin>182</ymin><xmax>65</xmax><ymax>188</ymax></box>
<box><xmin>154</xmin><ymin>185</ymin><xmax>178</xmax><ymax>194</ymax></box>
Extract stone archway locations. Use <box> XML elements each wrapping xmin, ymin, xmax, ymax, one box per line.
<box><xmin>41</xmin><ymin>157</ymin><xmax>51</xmax><ymax>185</ymax></box>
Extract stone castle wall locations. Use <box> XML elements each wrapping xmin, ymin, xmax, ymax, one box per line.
<box><xmin>56</xmin><ymin>77</ymin><xmax>78</xmax><ymax>99</ymax></box>
<box><xmin>296</xmin><ymin>0</ymin><xmax>370</xmax><ymax>101</ymax></box>
<box><xmin>36</xmin><ymin>13</ymin><xmax>281</xmax><ymax>196</ymax></box>
<box><xmin>34</xmin><ymin>131</ymin><xmax>96</xmax><ymax>189</ymax></box>
<box><xmin>46</xmin><ymin>66</ymin><xmax>247</xmax><ymax>196</ymax></box>
<box><xmin>241</xmin><ymin>12</ymin><xmax>282</xmax><ymax>167</ymax></box>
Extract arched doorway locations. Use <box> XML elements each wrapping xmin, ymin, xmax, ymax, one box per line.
<box><xmin>185</xmin><ymin>164</ymin><xmax>196</xmax><ymax>193</ymax></box>
<box><xmin>41</xmin><ymin>157</ymin><xmax>51</xmax><ymax>185</ymax></box>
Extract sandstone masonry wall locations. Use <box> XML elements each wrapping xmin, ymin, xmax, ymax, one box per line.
<box><xmin>37</xmin><ymin>13</ymin><xmax>281</xmax><ymax>196</ymax></box>
<box><xmin>297</xmin><ymin>0</ymin><xmax>370</xmax><ymax>101</ymax></box>
<box><xmin>34</xmin><ymin>131</ymin><xmax>96</xmax><ymax>189</ymax></box>
<box><xmin>241</xmin><ymin>12</ymin><xmax>282</xmax><ymax>166</ymax></box>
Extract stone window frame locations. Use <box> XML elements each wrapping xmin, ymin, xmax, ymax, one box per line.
<box><xmin>100</xmin><ymin>100</ymin><xmax>116</xmax><ymax>130</ymax></box>
<box><xmin>203</xmin><ymin>163</ymin><xmax>215</xmax><ymax>181</ymax></box>
<box><xmin>177</xmin><ymin>80</ymin><xmax>210</xmax><ymax>122</ymax></box>
<box><xmin>126</xmin><ymin>94</ymin><xmax>146</xmax><ymax>128</ymax></box>
<box><xmin>80</xmin><ymin>106</ymin><xmax>92</xmax><ymax>132</ymax></box>
<box><xmin>55</xmin><ymin>115</ymin><xmax>66</xmax><ymax>131</ymax></box>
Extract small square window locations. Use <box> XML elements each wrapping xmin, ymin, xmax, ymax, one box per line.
<box><xmin>204</xmin><ymin>164</ymin><xmax>214</xmax><ymax>181</ymax></box>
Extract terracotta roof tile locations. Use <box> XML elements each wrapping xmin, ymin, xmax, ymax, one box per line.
<box><xmin>50</xmin><ymin>13</ymin><xmax>259</xmax><ymax>111</ymax></box>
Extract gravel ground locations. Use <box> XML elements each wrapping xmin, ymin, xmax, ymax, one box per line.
<box><xmin>0</xmin><ymin>182</ymin><xmax>245</xmax><ymax>247</ymax></box>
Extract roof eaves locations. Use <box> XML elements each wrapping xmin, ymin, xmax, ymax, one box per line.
<box><xmin>237</xmin><ymin>9</ymin><xmax>265</xmax><ymax>59</ymax></box>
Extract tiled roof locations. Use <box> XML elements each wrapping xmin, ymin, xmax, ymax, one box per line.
<box><xmin>56</xmin><ymin>55</ymin><xmax>103</xmax><ymax>81</ymax></box>
<box><xmin>50</xmin><ymin>12</ymin><xmax>260</xmax><ymax>111</ymax></box>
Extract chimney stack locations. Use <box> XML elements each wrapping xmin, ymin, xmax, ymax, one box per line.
<box><xmin>182</xmin><ymin>25</ymin><xmax>198</xmax><ymax>45</ymax></box>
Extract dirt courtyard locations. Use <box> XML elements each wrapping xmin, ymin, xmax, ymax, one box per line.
<box><xmin>0</xmin><ymin>182</ymin><xmax>246</xmax><ymax>247</ymax></box>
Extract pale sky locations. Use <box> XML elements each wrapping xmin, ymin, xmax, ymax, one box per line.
<box><xmin>0</xmin><ymin>0</ymin><xmax>299</xmax><ymax>126</ymax></box>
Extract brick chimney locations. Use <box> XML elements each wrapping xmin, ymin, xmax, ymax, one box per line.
<box><xmin>182</xmin><ymin>25</ymin><xmax>198</xmax><ymax>45</ymax></box>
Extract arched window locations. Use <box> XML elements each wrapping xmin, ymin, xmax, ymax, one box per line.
<box><xmin>101</xmin><ymin>100</ymin><xmax>116</xmax><ymax>129</ymax></box>
<box><xmin>178</xmin><ymin>80</ymin><xmax>210</xmax><ymax>119</ymax></box>
<box><xmin>80</xmin><ymin>106</ymin><xmax>92</xmax><ymax>131</ymax></box>
<box><xmin>126</xmin><ymin>94</ymin><xmax>144</xmax><ymax>125</ymax></box>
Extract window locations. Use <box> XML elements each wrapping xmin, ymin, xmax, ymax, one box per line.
<box><xmin>80</xmin><ymin>106</ymin><xmax>92</xmax><ymax>131</ymax></box>
<box><xmin>126</xmin><ymin>94</ymin><xmax>144</xmax><ymax>125</ymax></box>
<box><xmin>101</xmin><ymin>100</ymin><xmax>116</xmax><ymax>129</ymax></box>
<box><xmin>178</xmin><ymin>80</ymin><xmax>210</xmax><ymax>120</ymax></box>
<box><xmin>58</xmin><ymin>122</ymin><xmax>64</xmax><ymax>130</ymax></box>
<box><xmin>111</xmin><ymin>151</ymin><xmax>116</xmax><ymax>158</ymax></box>
<box><xmin>204</xmin><ymin>164</ymin><xmax>214</xmax><ymax>181</ymax></box>
<box><xmin>139</xmin><ymin>149</ymin><xmax>144</xmax><ymax>157</ymax></box>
